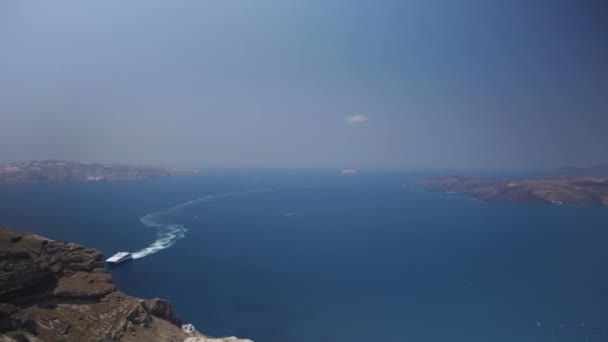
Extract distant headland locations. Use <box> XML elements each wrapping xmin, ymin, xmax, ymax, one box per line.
<box><xmin>420</xmin><ymin>166</ymin><xmax>608</xmax><ymax>206</ymax></box>
<box><xmin>0</xmin><ymin>160</ymin><xmax>200</xmax><ymax>184</ymax></box>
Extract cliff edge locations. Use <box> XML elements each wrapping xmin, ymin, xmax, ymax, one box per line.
<box><xmin>0</xmin><ymin>225</ymin><xmax>251</xmax><ymax>342</ymax></box>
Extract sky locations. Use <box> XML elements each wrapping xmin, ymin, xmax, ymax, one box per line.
<box><xmin>1</xmin><ymin>0</ymin><xmax>606</xmax><ymax>170</ymax></box>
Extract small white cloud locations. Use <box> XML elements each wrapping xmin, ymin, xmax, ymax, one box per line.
<box><xmin>345</xmin><ymin>115</ymin><xmax>368</xmax><ymax>124</ymax></box>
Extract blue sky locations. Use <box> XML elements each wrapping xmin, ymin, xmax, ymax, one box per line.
<box><xmin>1</xmin><ymin>0</ymin><xmax>606</xmax><ymax>169</ymax></box>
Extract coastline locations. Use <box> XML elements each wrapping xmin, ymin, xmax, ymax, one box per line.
<box><xmin>420</xmin><ymin>176</ymin><xmax>608</xmax><ymax>206</ymax></box>
<box><xmin>0</xmin><ymin>224</ymin><xmax>252</xmax><ymax>342</ymax></box>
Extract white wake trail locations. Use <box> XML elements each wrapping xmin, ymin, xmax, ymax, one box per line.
<box><xmin>131</xmin><ymin>189</ymin><xmax>278</xmax><ymax>259</ymax></box>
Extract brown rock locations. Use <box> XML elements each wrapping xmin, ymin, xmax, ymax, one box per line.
<box><xmin>53</xmin><ymin>272</ymin><xmax>115</xmax><ymax>299</ymax></box>
<box><xmin>145</xmin><ymin>298</ymin><xmax>183</xmax><ymax>326</ymax></box>
<box><xmin>0</xmin><ymin>225</ymin><xmax>252</xmax><ymax>342</ymax></box>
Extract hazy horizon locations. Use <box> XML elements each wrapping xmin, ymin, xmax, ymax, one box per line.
<box><xmin>2</xmin><ymin>1</ymin><xmax>607</xmax><ymax>170</ymax></box>
<box><xmin>1</xmin><ymin>159</ymin><xmax>605</xmax><ymax>174</ymax></box>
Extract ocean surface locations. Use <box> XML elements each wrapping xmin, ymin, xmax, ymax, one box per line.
<box><xmin>1</xmin><ymin>170</ymin><xmax>608</xmax><ymax>342</ymax></box>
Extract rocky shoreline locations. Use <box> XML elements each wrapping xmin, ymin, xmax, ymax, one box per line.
<box><xmin>0</xmin><ymin>225</ymin><xmax>251</xmax><ymax>342</ymax></box>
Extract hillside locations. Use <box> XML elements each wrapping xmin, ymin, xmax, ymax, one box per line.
<box><xmin>0</xmin><ymin>225</ymin><xmax>251</xmax><ymax>342</ymax></box>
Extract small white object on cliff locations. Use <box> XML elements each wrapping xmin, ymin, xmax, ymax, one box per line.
<box><xmin>184</xmin><ymin>337</ymin><xmax>254</xmax><ymax>342</ymax></box>
<box><xmin>341</xmin><ymin>169</ymin><xmax>358</xmax><ymax>175</ymax></box>
<box><xmin>182</xmin><ymin>323</ymin><xmax>196</xmax><ymax>334</ymax></box>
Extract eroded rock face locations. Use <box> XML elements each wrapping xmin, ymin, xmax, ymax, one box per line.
<box><xmin>54</xmin><ymin>271</ymin><xmax>116</xmax><ymax>299</ymax></box>
<box><xmin>145</xmin><ymin>298</ymin><xmax>183</xmax><ymax>327</ymax></box>
<box><xmin>0</xmin><ymin>225</ymin><xmax>252</xmax><ymax>342</ymax></box>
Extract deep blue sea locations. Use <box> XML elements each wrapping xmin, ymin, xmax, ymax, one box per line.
<box><xmin>2</xmin><ymin>170</ymin><xmax>608</xmax><ymax>342</ymax></box>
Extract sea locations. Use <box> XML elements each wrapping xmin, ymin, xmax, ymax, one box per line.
<box><xmin>1</xmin><ymin>170</ymin><xmax>608</xmax><ymax>342</ymax></box>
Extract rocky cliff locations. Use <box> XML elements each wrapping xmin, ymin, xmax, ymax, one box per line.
<box><xmin>0</xmin><ymin>225</ymin><xmax>252</xmax><ymax>342</ymax></box>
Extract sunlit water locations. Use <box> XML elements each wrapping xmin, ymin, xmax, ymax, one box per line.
<box><xmin>1</xmin><ymin>171</ymin><xmax>607</xmax><ymax>342</ymax></box>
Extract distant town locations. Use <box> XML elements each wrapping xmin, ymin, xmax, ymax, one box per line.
<box><xmin>0</xmin><ymin>160</ymin><xmax>200</xmax><ymax>184</ymax></box>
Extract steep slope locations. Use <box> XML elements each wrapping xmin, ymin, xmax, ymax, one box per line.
<box><xmin>0</xmin><ymin>225</ymin><xmax>251</xmax><ymax>342</ymax></box>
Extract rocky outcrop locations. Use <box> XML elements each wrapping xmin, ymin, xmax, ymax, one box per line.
<box><xmin>0</xmin><ymin>225</ymin><xmax>251</xmax><ymax>342</ymax></box>
<box><xmin>145</xmin><ymin>299</ymin><xmax>182</xmax><ymax>327</ymax></box>
<box><xmin>53</xmin><ymin>271</ymin><xmax>115</xmax><ymax>299</ymax></box>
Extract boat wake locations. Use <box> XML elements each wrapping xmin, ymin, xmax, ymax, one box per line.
<box><xmin>131</xmin><ymin>189</ymin><xmax>277</xmax><ymax>259</ymax></box>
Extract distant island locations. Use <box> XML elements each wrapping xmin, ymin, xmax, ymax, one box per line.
<box><xmin>0</xmin><ymin>160</ymin><xmax>200</xmax><ymax>184</ymax></box>
<box><xmin>421</xmin><ymin>167</ymin><xmax>608</xmax><ymax>206</ymax></box>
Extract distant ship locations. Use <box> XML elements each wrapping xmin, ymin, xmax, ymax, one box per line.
<box><xmin>106</xmin><ymin>252</ymin><xmax>133</xmax><ymax>264</ymax></box>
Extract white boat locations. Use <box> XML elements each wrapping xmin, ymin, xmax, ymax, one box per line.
<box><xmin>106</xmin><ymin>252</ymin><xmax>132</xmax><ymax>264</ymax></box>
